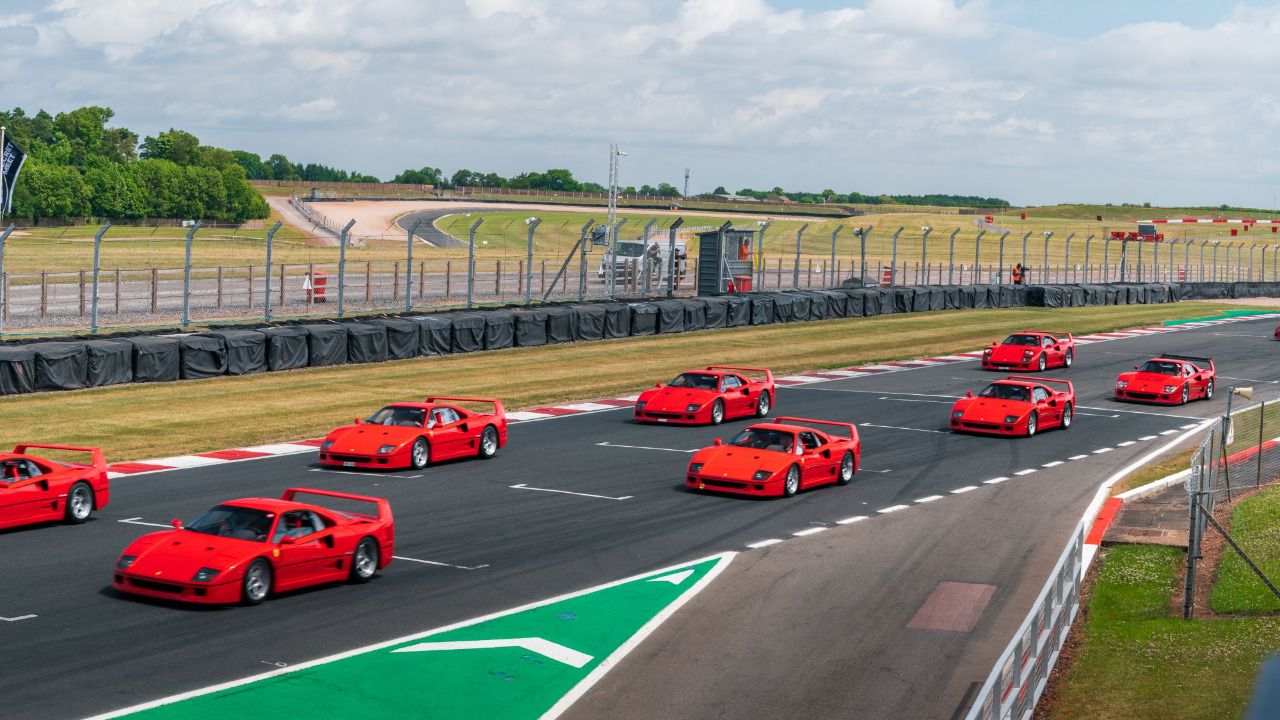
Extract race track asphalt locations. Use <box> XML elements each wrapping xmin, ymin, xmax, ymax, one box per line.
<box><xmin>2</xmin><ymin>315</ymin><xmax>1277</xmax><ymax>719</ymax></box>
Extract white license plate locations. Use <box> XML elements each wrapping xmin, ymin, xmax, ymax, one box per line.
<box><xmin>657</xmin><ymin>418</ymin><xmax>668</xmax><ymax>423</ymax></box>
<box><xmin>998</xmin><ymin>366</ymin><xmax>1009</xmax><ymax>370</ymax></box>
<box><xmin>343</xmin><ymin>461</ymin><xmax>356</xmax><ymax>467</ymax></box>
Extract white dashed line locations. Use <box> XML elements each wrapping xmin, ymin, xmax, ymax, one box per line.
<box><xmin>1092</xmin><ymin>447</ymin><xmax>1113</xmax><ymax>454</ymax></box>
<box><xmin>984</xmin><ymin>476</ymin><xmax>1010</xmax><ymax>484</ymax></box>
<box><xmin>1014</xmin><ymin>469</ymin><xmax>1038</xmax><ymax>476</ymax></box>
<box><xmin>747</xmin><ymin>539</ymin><xmax>784</xmax><ymax>549</ymax></box>
<box><xmin>836</xmin><ymin>516</ymin><xmax>869</xmax><ymax>524</ymax></box>
<box><xmin>1139</xmin><ymin>436</ymin><xmax>1158</xmax><ymax>441</ymax></box>
<box><xmin>915</xmin><ymin>495</ymin><xmax>944</xmax><ymax>503</ymax></box>
<box><xmin>951</xmin><ymin>486</ymin><xmax>979</xmax><ymax>494</ymax></box>
<box><xmin>1042</xmin><ymin>461</ymin><xmax>1064</xmax><ymax>468</ymax></box>
<box><xmin>1068</xmin><ymin>454</ymin><xmax>1089</xmax><ymax>461</ymax></box>
<box><xmin>1159</xmin><ymin>429</ymin><xmax>1179</xmax><ymax>436</ymax></box>
<box><xmin>1181</xmin><ymin>423</ymin><xmax>1202</xmax><ymax>430</ymax></box>
<box><xmin>793</xmin><ymin>527</ymin><xmax>828</xmax><ymax>537</ymax></box>
<box><xmin>1117</xmin><ymin>441</ymin><xmax>1136</xmax><ymax>447</ymax></box>
<box><xmin>878</xmin><ymin>504</ymin><xmax>910</xmax><ymax>514</ymax></box>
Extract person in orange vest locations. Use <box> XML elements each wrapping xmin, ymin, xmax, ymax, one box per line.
<box><xmin>1012</xmin><ymin>263</ymin><xmax>1025</xmax><ymax>285</ymax></box>
<box><xmin>738</xmin><ymin>237</ymin><xmax>751</xmax><ymax>260</ymax></box>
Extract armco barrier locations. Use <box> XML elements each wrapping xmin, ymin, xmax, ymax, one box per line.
<box><xmin>1</xmin><ymin>281</ymin><xmax>1278</xmax><ymax>397</ymax></box>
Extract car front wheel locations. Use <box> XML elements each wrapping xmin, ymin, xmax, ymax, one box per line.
<box><xmin>1037</xmin><ymin>354</ymin><xmax>1047</xmax><ymax>372</ymax></box>
<box><xmin>242</xmin><ymin>559</ymin><xmax>272</xmax><ymax>605</ymax></box>
<box><xmin>1064</xmin><ymin>349</ymin><xmax>1074</xmax><ymax>368</ymax></box>
<box><xmin>782</xmin><ymin>465</ymin><xmax>800</xmax><ymax>497</ymax></box>
<box><xmin>710</xmin><ymin>399</ymin><xmax>725</xmax><ymax>425</ymax></box>
<box><xmin>65</xmin><ymin>482</ymin><xmax>93</xmax><ymax>524</ymax></box>
<box><xmin>1026</xmin><ymin>412</ymin><xmax>1038</xmax><ymax>437</ymax></box>
<box><xmin>1061</xmin><ymin>402</ymin><xmax>1073</xmax><ymax>429</ymax></box>
<box><xmin>1180</xmin><ymin>385</ymin><xmax>1190</xmax><ymax>405</ymax></box>
<box><xmin>411</xmin><ymin>438</ymin><xmax>430</xmax><ymax>469</ymax></box>
<box><xmin>1205</xmin><ymin>379</ymin><xmax>1215</xmax><ymax>400</ymax></box>
<box><xmin>755</xmin><ymin>391</ymin><xmax>771</xmax><ymax>418</ymax></box>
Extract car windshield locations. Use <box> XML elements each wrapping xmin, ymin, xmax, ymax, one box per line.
<box><xmin>614</xmin><ymin>244</ymin><xmax>645</xmax><ymax>257</ymax></box>
<box><xmin>728</xmin><ymin>428</ymin><xmax>795</xmax><ymax>453</ymax></box>
<box><xmin>1001</xmin><ymin>334</ymin><xmax>1040</xmax><ymax>346</ymax></box>
<box><xmin>669</xmin><ymin>373</ymin><xmax>719</xmax><ymax>390</ymax></box>
<box><xmin>186</xmin><ymin>504</ymin><xmax>274</xmax><ymax>542</ymax></box>
<box><xmin>367</xmin><ymin>406</ymin><xmax>426</xmax><ymax>427</ymax></box>
<box><xmin>1139</xmin><ymin>361</ymin><xmax>1182</xmax><ymax>375</ymax></box>
<box><xmin>979</xmin><ymin>383</ymin><xmax>1030</xmax><ymax>402</ymax></box>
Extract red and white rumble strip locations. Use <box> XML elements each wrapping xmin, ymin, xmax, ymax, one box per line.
<box><xmin>104</xmin><ymin>313</ymin><xmax>1278</xmax><ymax>479</ymax></box>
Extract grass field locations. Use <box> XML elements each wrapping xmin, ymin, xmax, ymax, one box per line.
<box><xmin>0</xmin><ymin>302</ymin><xmax>1268</xmax><ymax>462</ymax></box>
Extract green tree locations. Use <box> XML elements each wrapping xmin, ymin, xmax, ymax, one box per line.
<box><xmin>10</xmin><ymin>160</ymin><xmax>92</xmax><ymax>221</ymax></box>
<box><xmin>128</xmin><ymin>159</ymin><xmax>182</xmax><ymax>217</ymax></box>
<box><xmin>232</xmin><ymin>150</ymin><xmax>269</xmax><ymax>179</ymax></box>
<box><xmin>714</xmin><ymin>186</ymin><xmax>728</xmax><ymax>195</ymax></box>
<box><xmin>84</xmin><ymin>163</ymin><xmax>146</xmax><ymax>218</ymax></box>
<box><xmin>392</xmin><ymin>166</ymin><xmax>443</xmax><ymax>185</ymax></box>
<box><xmin>221</xmin><ymin>164</ymin><xmax>269</xmax><ymax>221</ymax></box>
<box><xmin>267</xmin><ymin>153</ymin><xmax>299</xmax><ymax>180</ymax></box>
<box><xmin>197</xmin><ymin>146</ymin><xmax>237</xmax><ymax>169</ymax></box>
<box><xmin>140</xmin><ymin>129</ymin><xmax>201</xmax><ymax>165</ymax></box>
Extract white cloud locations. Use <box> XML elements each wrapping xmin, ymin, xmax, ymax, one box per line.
<box><xmin>272</xmin><ymin>97</ymin><xmax>339</xmax><ymax>122</ymax></box>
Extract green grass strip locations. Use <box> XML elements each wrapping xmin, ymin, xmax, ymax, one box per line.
<box><xmin>1212</xmin><ymin>486</ymin><xmax>1280</xmax><ymax>613</ymax></box>
<box><xmin>1162</xmin><ymin>308</ymin><xmax>1275</xmax><ymax>325</ymax></box>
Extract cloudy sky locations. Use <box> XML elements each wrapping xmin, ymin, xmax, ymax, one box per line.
<box><xmin>3</xmin><ymin>0</ymin><xmax>1278</xmax><ymax>207</ymax></box>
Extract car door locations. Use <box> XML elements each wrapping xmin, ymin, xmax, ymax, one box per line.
<box><xmin>1030</xmin><ymin>386</ymin><xmax>1056</xmax><ymax>425</ymax></box>
<box><xmin>428</xmin><ymin>407</ymin><xmax>467</xmax><ymax>460</ymax></box>
<box><xmin>797</xmin><ymin>431</ymin><xmax>837</xmax><ymax>485</ymax></box>
<box><xmin>272</xmin><ymin>510</ymin><xmax>340</xmax><ymax>589</ymax></box>
<box><xmin>720</xmin><ymin>374</ymin><xmax>751</xmax><ymax>417</ymax></box>
<box><xmin>0</xmin><ymin>459</ymin><xmax>59</xmax><ymax>529</ymax></box>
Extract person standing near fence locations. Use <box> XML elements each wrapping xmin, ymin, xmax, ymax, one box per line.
<box><xmin>1012</xmin><ymin>263</ymin><xmax>1025</xmax><ymax>285</ymax></box>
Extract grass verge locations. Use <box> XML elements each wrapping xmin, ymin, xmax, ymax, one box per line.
<box><xmin>0</xmin><ymin>302</ymin><xmax>1270</xmax><ymax>462</ymax></box>
<box><xmin>1212</xmin><ymin>486</ymin><xmax>1280</xmax><ymax>613</ymax></box>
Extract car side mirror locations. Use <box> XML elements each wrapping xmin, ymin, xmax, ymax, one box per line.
<box><xmin>1133</xmin><ymin>365</ymin><xmax>1139</xmax><ymax>370</ymax></box>
<box><xmin>965</xmin><ymin>391</ymin><xmax>973</xmax><ymax>398</ymax></box>
<box><xmin>170</xmin><ymin>518</ymin><xmax>183</xmax><ymax>529</ymax></box>
<box><xmin>280</xmin><ymin>535</ymin><xmax>298</xmax><ymax>545</ymax></box>
<box><xmin>354</xmin><ymin>417</ymin><xmax>362</xmax><ymax>425</ymax></box>
<box><xmin>655</xmin><ymin>382</ymin><xmax>662</xmax><ymax>388</ymax></box>
<box><xmin>713</xmin><ymin>438</ymin><xmax>723</xmax><ymax>446</ymax></box>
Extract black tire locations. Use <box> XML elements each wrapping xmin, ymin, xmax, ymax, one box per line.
<box><xmin>410</xmin><ymin>437</ymin><xmax>430</xmax><ymax>469</ymax></box>
<box><xmin>242</xmin><ymin>559</ymin><xmax>272</xmax><ymax>605</ymax></box>
<box><xmin>1064</xmin><ymin>349</ymin><xmax>1074</xmax><ymax>368</ymax></box>
<box><xmin>1026</xmin><ymin>412</ymin><xmax>1038</xmax><ymax>437</ymax></box>
<box><xmin>782</xmin><ymin>465</ymin><xmax>801</xmax><ymax>497</ymax></box>
<box><xmin>1061</xmin><ymin>402</ymin><xmax>1073</xmax><ymax>430</ymax></box>
<box><xmin>755</xmin><ymin>391</ymin><xmax>771</xmax><ymax>418</ymax></box>
<box><xmin>64</xmin><ymin>481</ymin><xmax>93</xmax><ymax>524</ymax></box>
<box><xmin>349</xmin><ymin>537</ymin><xmax>379</xmax><ymax>583</ymax></box>
<box><xmin>478</xmin><ymin>425</ymin><xmax>499</xmax><ymax>459</ymax></box>
<box><xmin>1205</xmin><ymin>379</ymin><xmax>1215</xmax><ymax>400</ymax></box>
<box><xmin>710</xmin><ymin>399</ymin><xmax>725</xmax><ymax>425</ymax></box>
<box><xmin>1037</xmin><ymin>353</ymin><xmax>1047</xmax><ymax>372</ymax></box>
<box><xmin>836</xmin><ymin>451</ymin><xmax>855</xmax><ymax>485</ymax></box>
<box><xmin>1180</xmin><ymin>385</ymin><xmax>1190</xmax><ymax>405</ymax></box>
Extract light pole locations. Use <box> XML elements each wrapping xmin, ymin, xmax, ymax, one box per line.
<box><xmin>524</xmin><ymin>217</ymin><xmax>541</xmax><ymax>305</ymax></box>
<box><xmin>606</xmin><ymin>144</ymin><xmax>627</xmax><ymax>298</ymax></box>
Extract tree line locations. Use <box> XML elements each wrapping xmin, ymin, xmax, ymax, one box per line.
<box><xmin>726</xmin><ymin>187</ymin><xmax>1010</xmax><ymax>208</ymax></box>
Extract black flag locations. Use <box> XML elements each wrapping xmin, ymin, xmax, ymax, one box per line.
<box><xmin>2</xmin><ymin>134</ymin><xmax>26</xmax><ymax>214</ymax></box>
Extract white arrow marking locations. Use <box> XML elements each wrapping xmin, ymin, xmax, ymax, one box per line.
<box><xmin>1</xmin><ymin>614</ymin><xmax>36</xmax><ymax>622</ymax></box>
<box><xmin>393</xmin><ymin>638</ymin><xmax>593</xmax><ymax>668</ymax></box>
<box><xmin>119</xmin><ymin>517</ymin><xmax>172</xmax><ymax>528</ymax></box>
<box><xmin>596</xmin><ymin>442</ymin><xmax>698</xmax><ymax>454</ymax></box>
<box><xmin>859</xmin><ymin>423</ymin><xmax>948</xmax><ymax>434</ymax></box>
<box><xmin>393</xmin><ymin>555</ymin><xmax>489</xmax><ymax>571</ymax></box>
<box><xmin>648</xmin><ymin>569</ymin><xmax>694</xmax><ymax>585</ymax></box>
<box><xmin>510</xmin><ymin>484</ymin><xmax>633</xmax><ymax>501</ymax></box>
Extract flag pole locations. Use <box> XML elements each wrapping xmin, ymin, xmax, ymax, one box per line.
<box><xmin>1</xmin><ymin>125</ymin><xmax>6</xmax><ymax>227</ymax></box>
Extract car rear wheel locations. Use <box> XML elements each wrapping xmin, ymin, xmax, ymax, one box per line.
<box><xmin>1037</xmin><ymin>354</ymin><xmax>1047</xmax><ymax>372</ymax></box>
<box><xmin>65</xmin><ymin>482</ymin><xmax>93</xmax><ymax>524</ymax></box>
<box><xmin>836</xmin><ymin>452</ymin><xmax>855</xmax><ymax>485</ymax></box>
<box><xmin>1205</xmin><ymin>379</ymin><xmax>1215</xmax><ymax>400</ymax></box>
<box><xmin>1026</xmin><ymin>412</ymin><xmax>1038</xmax><ymax>437</ymax></box>
<box><xmin>1180</xmin><ymin>385</ymin><xmax>1190</xmax><ymax>405</ymax></box>
<box><xmin>782</xmin><ymin>465</ymin><xmax>800</xmax><ymax>497</ymax></box>
<box><xmin>710</xmin><ymin>399</ymin><xmax>725</xmax><ymax>425</ymax></box>
<box><xmin>755</xmin><ymin>391</ymin><xmax>771</xmax><ymax>418</ymax></box>
<box><xmin>349</xmin><ymin>537</ymin><xmax>379</xmax><ymax>583</ymax></box>
<box><xmin>478</xmin><ymin>426</ymin><xmax>499</xmax><ymax>459</ymax></box>
<box><xmin>242</xmin><ymin>559</ymin><xmax>272</xmax><ymax>605</ymax></box>
<box><xmin>1064</xmin><ymin>349</ymin><xmax>1074</xmax><ymax>368</ymax></box>
<box><xmin>410</xmin><ymin>438</ymin><xmax>430</xmax><ymax>469</ymax></box>
<box><xmin>1061</xmin><ymin>402</ymin><xmax>1073</xmax><ymax>429</ymax></box>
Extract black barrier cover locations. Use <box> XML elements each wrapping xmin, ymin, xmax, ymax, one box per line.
<box><xmin>725</xmin><ymin>295</ymin><xmax>751</xmax><ymax>327</ymax></box>
<box><xmin>570</xmin><ymin>304</ymin><xmax>605</xmax><ymax>341</ymax></box>
<box><xmin>956</xmin><ymin>285</ymin><xmax>978</xmax><ymax>309</ymax></box>
<box><xmin>379</xmin><ymin>318</ymin><xmax>420</xmax><ymax>360</ymax></box>
<box><xmin>682</xmin><ymin>298</ymin><xmax>707</xmax><ymax>331</ymax></box>
<box><xmin>0</xmin><ymin>346</ymin><xmax>35</xmax><ymax>395</ymax></box>
<box><xmin>913</xmin><ymin>287</ymin><xmax>944</xmax><ymax>312</ymax></box>
<box><xmin>1067</xmin><ymin>286</ymin><xmax>1085</xmax><ymax>307</ymax></box>
<box><xmin>262</xmin><ymin>326</ymin><xmax>309</xmax><ymax>370</ymax></box>
<box><xmin>799</xmin><ymin>291</ymin><xmax>827</xmax><ymax>321</ymax></box>
<box><xmin>445</xmin><ymin>313</ymin><xmax>485</xmax><ymax>353</ymax></box>
<box><xmin>654</xmin><ymin>300</ymin><xmax>686</xmax><ymax>334</ymax></box>
<box><xmin>130</xmin><ymin>336</ymin><xmax>181</xmax><ymax>382</ymax></box>
<box><xmin>789</xmin><ymin>293</ymin><xmax>813</xmax><ymax>322</ymax></box>
<box><xmin>940</xmin><ymin>285</ymin><xmax>963</xmax><ymax>310</ymax></box>
<box><xmin>602</xmin><ymin>303</ymin><xmax>630</xmax><ymax>339</ymax></box>
<box><xmin>701</xmin><ymin>296</ymin><xmax>728</xmax><ymax>328</ymax></box>
<box><xmin>630</xmin><ymin>303</ymin><xmax>658</xmax><ymax>336</ymax></box>
<box><xmin>179</xmin><ymin>335</ymin><xmax>228</xmax><ymax>379</ymax></box>
<box><xmin>892</xmin><ymin>287</ymin><xmax>914</xmax><ymax>313</ymax></box>
<box><xmin>843</xmin><ymin>289</ymin><xmax>868</xmax><ymax>317</ymax></box>
<box><xmin>750</xmin><ymin>294</ymin><xmax>775</xmax><ymax>325</ymax></box>
<box><xmin>544</xmin><ymin>306</ymin><xmax>575</xmax><ymax>344</ymax></box>
<box><xmin>408</xmin><ymin>315</ymin><xmax>452</xmax><ymax>356</ymax></box>
<box><xmin>816</xmin><ymin>290</ymin><xmax>845</xmax><ymax>318</ymax></box>
<box><xmin>345</xmin><ymin>322</ymin><xmax>388</xmax><ymax>364</ymax></box>
<box><xmin>202</xmin><ymin>330</ymin><xmax>267</xmax><ymax>375</ymax></box>
<box><xmin>483</xmin><ymin>311</ymin><xmax>516</xmax><ymax>350</ymax></box>
<box><xmin>772</xmin><ymin>293</ymin><xmax>797</xmax><ymax>323</ymax></box>
<box><xmin>513</xmin><ymin>309</ymin><xmax>549</xmax><ymax>347</ymax></box>
<box><xmin>85</xmin><ymin>339</ymin><xmax>133</xmax><ymax>387</ymax></box>
<box><xmin>33</xmin><ymin>342</ymin><xmax>88</xmax><ymax>390</ymax></box>
<box><xmin>304</xmin><ymin>324</ymin><xmax>348</xmax><ymax>367</ymax></box>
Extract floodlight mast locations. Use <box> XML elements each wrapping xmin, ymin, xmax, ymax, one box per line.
<box><xmin>606</xmin><ymin>144</ymin><xmax>627</xmax><ymax>297</ymax></box>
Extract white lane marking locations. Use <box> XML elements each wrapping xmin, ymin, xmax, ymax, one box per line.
<box><xmin>1014</xmin><ymin>468</ymin><xmax>1038</xmax><ymax>476</ymax></box>
<box><xmin>308</xmin><ymin>469</ymin><xmax>423</xmax><ymax>479</ymax></box>
<box><xmin>860</xmin><ymin>468</ymin><xmax>893</xmax><ymax>474</ymax></box>
<box><xmin>1180</xmin><ymin>424</ymin><xmax>1202</xmax><ymax>430</ymax></box>
<box><xmin>816</xmin><ymin>370</ymin><xmax>872</xmax><ymax>378</ymax></box>
<box><xmin>595</xmin><ymin>441</ymin><xmax>697</xmax><ymax>454</ymax></box>
<box><xmin>1220</xmin><ymin>375</ymin><xmax>1280</xmax><ymax>385</ymax></box>
<box><xmin>1041</xmin><ymin>461</ymin><xmax>1064</xmax><ymax>468</ymax></box>
<box><xmin>1117</xmin><ymin>441</ymin><xmax>1136</xmax><ymax>447</ymax></box>
<box><xmin>560</xmin><ymin>402</ymin><xmax>628</xmax><ymax>412</ymax></box>
<box><xmin>393</xmin><ymin>555</ymin><xmax>489</xmax><ymax>571</ymax></box>
<box><xmin>934</xmin><ymin>355</ymin><xmax>978</xmax><ymax>362</ymax></box>
<box><xmin>793</xmin><ymin>527</ymin><xmax>828</xmax><ymax>537</ymax></box>
<box><xmin>510</xmin><ymin>483</ymin><xmax>633</xmax><ymax>501</ymax></box>
<box><xmin>747</xmin><ymin>538</ymin><xmax>784</xmax><ymax>548</ymax></box>
<box><xmin>119</xmin><ymin>517</ymin><xmax>172</xmax><ymax>529</ymax></box>
<box><xmin>984</xmin><ymin>476</ymin><xmax>1010</xmax><ymax>484</ymax></box>
<box><xmin>951</xmin><ymin>485</ymin><xmax>978</xmax><ymax>494</ymax></box>
<box><xmin>1076</xmin><ymin>405</ymin><xmax>1206</xmax><ymax>420</ymax></box>
<box><xmin>860</xmin><ymin>364</ymin><xmax>907</xmax><ymax>372</ymax></box>
<box><xmin>1093</xmin><ymin>447</ymin><xmax>1114</xmax><ymax>454</ymax></box>
<box><xmin>878</xmin><ymin>396</ymin><xmax>952</xmax><ymax>405</ymax></box>
<box><xmin>505</xmin><ymin>411</ymin><xmax>558</xmax><ymax>422</ymax></box>
<box><xmin>878</xmin><ymin>504</ymin><xmax>910</xmax><ymax>514</ymax></box>
<box><xmin>778</xmin><ymin>375</ymin><xmax>825</xmax><ymax>383</ymax></box>
<box><xmin>395</xmin><ymin>638</ymin><xmax>593</xmax><ymax>669</ymax></box>
<box><xmin>860</xmin><ymin>423</ymin><xmax>949</xmax><ymax>434</ymax></box>
<box><xmin>1159</xmin><ymin>429</ymin><xmax>1179</xmax><ymax>436</ymax></box>
<box><xmin>915</xmin><ymin>495</ymin><xmax>944</xmax><ymax>503</ymax></box>
<box><xmin>898</xmin><ymin>359</ymin><xmax>945</xmax><ymax>366</ymax></box>
<box><xmin>836</xmin><ymin>515</ymin><xmax>869</xmax><ymax>524</ymax></box>
<box><xmin>0</xmin><ymin>614</ymin><xmax>37</xmax><ymax>622</ymax></box>
<box><xmin>240</xmin><ymin>443</ymin><xmax>318</xmax><ymax>455</ymax></box>
<box><xmin>140</xmin><ymin>455</ymin><xmax>224</xmax><ymax>469</ymax></box>
<box><xmin>649</xmin><ymin>570</ymin><xmax>694</xmax><ymax>585</ymax></box>
<box><xmin>1139</xmin><ymin>435</ymin><xmax>1158</xmax><ymax>441</ymax></box>
<box><xmin>1074</xmin><ymin>411</ymin><xmax>1120</xmax><ymax>418</ymax></box>
<box><xmin>614</xmin><ymin>394</ymin><xmax>642</xmax><ymax>402</ymax></box>
<box><xmin>1068</xmin><ymin>454</ymin><xmax>1089</xmax><ymax>460</ymax></box>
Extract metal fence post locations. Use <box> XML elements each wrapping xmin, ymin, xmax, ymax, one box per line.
<box><xmin>1083</xmin><ymin>235</ymin><xmax>1093</xmax><ymax>283</ymax></box>
<box><xmin>338</xmin><ymin>219</ymin><xmax>355</xmax><ymax>317</ymax></box>
<box><xmin>1038</xmin><ymin>231</ymin><xmax>1052</xmax><ymax>284</ymax></box>
<box><xmin>181</xmin><ymin>220</ymin><xmax>203</xmax><ymax>327</ymax></box>
<box><xmin>579</xmin><ymin>219</ymin><xmax>593</xmax><ymax>301</ymax></box>
<box><xmin>1062</xmin><ymin>233</ymin><xmax>1074</xmax><ymax>283</ymax></box>
<box><xmin>998</xmin><ymin>231</ymin><xmax>1009</xmax><ymax>284</ymax></box>
<box><xmin>890</xmin><ymin>227</ymin><xmax>903</xmax><ymax>286</ymax></box>
<box><xmin>972</xmin><ymin>230</ymin><xmax>984</xmax><ymax>284</ymax></box>
<box><xmin>920</xmin><ymin>227</ymin><xmax>932</xmax><ymax>285</ymax></box>
<box><xmin>793</xmin><ymin>223</ymin><xmax>808</xmax><ymax>289</ymax></box>
<box><xmin>1021</xmin><ymin>231</ymin><xmax>1031</xmax><ymax>275</ymax></box>
<box><xmin>263</xmin><ymin>220</ymin><xmax>281</xmax><ymax>321</ymax></box>
<box><xmin>860</xmin><ymin>225</ymin><xmax>873</xmax><ymax>286</ymax></box>
<box><xmin>405</xmin><ymin>220</ymin><xmax>423</xmax><ymax>311</ymax></box>
<box><xmin>525</xmin><ymin>217</ymin><xmax>541</xmax><ymax>305</ymax></box>
<box><xmin>1212</xmin><ymin>242</ymin><xmax>1219</xmax><ymax>282</ymax></box>
<box><xmin>666</xmin><ymin>217</ymin><xmax>684</xmax><ymax>298</ymax></box>
<box><xmin>829</xmin><ymin>226</ymin><xmax>842</xmax><ymax>287</ymax></box>
<box><xmin>755</xmin><ymin>221</ymin><xmax>771</xmax><ymax>289</ymax></box>
<box><xmin>90</xmin><ymin>223</ymin><xmax>110</xmax><ymax>333</ymax></box>
<box><xmin>466</xmin><ymin>217</ymin><xmax>482</xmax><ymax>307</ymax></box>
<box><xmin>947</xmin><ymin>228</ymin><xmax>959</xmax><ymax>284</ymax></box>
<box><xmin>0</xmin><ymin>224</ymin><xmax>10</xmax><ymax>337</ymax></box>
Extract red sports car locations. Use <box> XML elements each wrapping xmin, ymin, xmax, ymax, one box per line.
<box><xmin>686</xmin><ymin>417</ymin><xmax>859</xmax><ymax>497</ymax></box>
<box><xmin>1114</xmin><ymin>354</ymin><xmax>1215</xmax><ymax>405</ymax></box>
<box><xmin>635</xmin><ymin>365</ymin><xmax>775</xmax><ymax>425</ymax></box>
<box><xmin>0</xmin><ymin>444</ymin><xmax>108</xmax><ymax>530</ymax></box>
<box><xmin>950</xmin><ymin>376</ymin><xmax>1074</xmax><ymax>437</ymax></box>
<box><xmin>113</xmin><ymin>488</ymin><xmax>394</xmax><ymax>605</ymax></box>
<box><xmin>319</xmin><ymin>396</ymin><xmax>507</xmax><ymax>470</ymax></box>
<box><xmin>981</xmin><ymin>331</ymin><xmax>1075</xmax><ymax>372</ymax></box>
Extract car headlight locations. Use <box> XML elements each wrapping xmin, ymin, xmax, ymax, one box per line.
<box><xmin>1163</xmin><ymin>385</ymin><xmax>1177</xmax><ymax>393</ymax></box>
<box><xmin>1004</xmin><ymin>415</ymin><xmax>1018</xmax><ymax>423</ymax></box>
<box><xmin>191</xmin><ymin>567</ymin><xmax>221</xmax><ymax>583</ymax></box>
<box><xmin>378</xmin><ymin>445</ymin><xmax>396</xmax><ymax>454</ymax></box>
<box><xmin>635</xmin><ymin>401</ymin><xmax>646</xmax><ymax>411</ymax></box>
<box><xmin>1116</xmin><ymin>381</ymin><xmax>1128</xmax><ymax>389</ymax></box>
<box><xmin>116</xmin><ymin>555</ymin><xmax>136</xmax><ymax>570</ymax></box>
<box><xmin>1023</xmin><ymin>350</ymin><xmax>1035</xmax><ymax>360</ymax></box>
<box><xmin>983</xmin><ymin>349</ymin><xmax>992</xmax><ymax>356</ymax></box>
<box><xmin>686</xmin><ymin>404</ymin><xmax>701</xmax><ymax>412</ymax></box>
<box><xmin>752</xmin><ymin>470</ymin><xmax>772</xmax><ymax>481</ymax></box>
<box><xmin>689</xmin><ymin>463</ymin><xmax>703</xmax><ymax>473</ymax></box>
<box><xmin>952</xmin><ymin>410</ymin><xmax>964</xmax><ymax>419</ymax></box>
<box><xmin>321</xmin><ymin>440</ymin><xmax>334</xmax><ymax>451</ymax></box>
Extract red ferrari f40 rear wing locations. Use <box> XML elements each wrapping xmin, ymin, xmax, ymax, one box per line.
<box><xmin>706</xmin><ymin>366</ymin><xmax>774</xmax><ymax>383</ymax></box>
<box><xmin>281</xmin><ymin>487</ymin><xmax>392</xmax><ymax>523</ymax></box>
<box><xmin>1006</xmin><ymin>376</ymin><xmax>1074</xmax><ymax>395</ymax></box>
<box><xmin>774</xmin><ymin>416</ymin><xmax>858</xmax><ymax>439</ymax></box>
<box><xmin>13</xmin><ymin>443</ymin><xmax>107</xmax><ymax>470</ymax></box>
<box><xmin>1027</xmin><ymin>331</ymin><xmax>1073</xmax><ymax>342</ymax></box>
<box><xmin>424</xmin><ymin>396</ymin><xmax>506</xmax><ymax>417</ymax></box>
<box><xmin>1156</xmin><ymin>354</ymin><xmax>1214</xmax><ymax>371</ymax></box>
